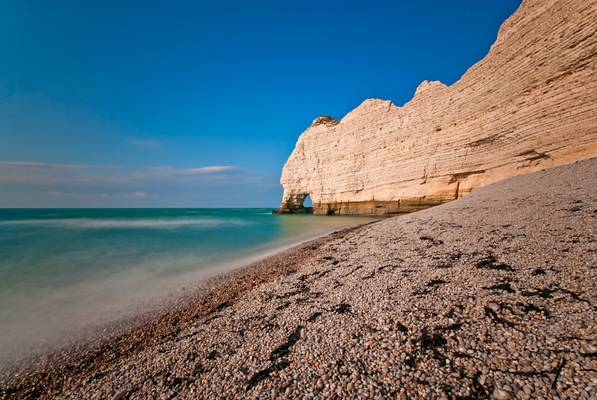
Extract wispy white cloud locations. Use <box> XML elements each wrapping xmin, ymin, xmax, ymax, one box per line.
<box><xmin>143</xmin><ymin>165</ymin><xmax>239</xmax><ymax>177</ymax></box>
<box><xmin>0</xmin><ymin>160</ymin><xmax>277</xmax><ymax>207</ymax></box>
<box><xmin>188</xmin><ymin>166</ymin><xmax>237</xmax><ymax>174</ymax></box>
<box><xmin>0</xmin><ymin>161</ymin><xmax>237</xmax><ymax>175</ymax></box>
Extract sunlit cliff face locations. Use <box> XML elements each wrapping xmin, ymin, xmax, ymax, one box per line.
<box><xmin>277</xmin><ymin>0</ymin><xmax>597</xmax><ymax>215</ymax></box>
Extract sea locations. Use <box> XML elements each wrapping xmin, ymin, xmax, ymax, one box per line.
<box><xmin>0</xmin><ymin>208</ymin><xmax>376</xmax><ymax>366</ymax></box>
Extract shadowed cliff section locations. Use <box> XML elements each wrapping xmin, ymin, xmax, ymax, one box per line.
<box><xmin>276</xmin><ymin>0</ymin><xmax>597</xmax><ymax>215</ymax></box>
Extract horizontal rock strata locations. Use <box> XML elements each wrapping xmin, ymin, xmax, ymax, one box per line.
<box><xmin>277</xmin><ymin>0</ymin><xmax>597</xmax><ymax>215</ymax></box>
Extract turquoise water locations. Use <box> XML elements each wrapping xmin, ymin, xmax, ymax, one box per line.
<box><xmin>0</xmin><ymin>208</ymin><xmax>376</xmax><ymax>364</ymax></box>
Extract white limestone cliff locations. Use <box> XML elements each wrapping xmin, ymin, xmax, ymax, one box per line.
<box><xmin>276</xmin><ymin>0</ymin><xmax>597</xmax><ymax>215</ymax></box>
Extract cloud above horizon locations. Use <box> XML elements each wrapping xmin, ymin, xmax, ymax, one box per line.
<box><xmin>145</xmin><ymin>165</ymin><xmax>239</xmax><ymax>176</ymax></box>
<box><xmin>0</xmin><ymin>161</ymin><xmax>279</xmax><ymax>207</ymax></box>
<box><xmin>189</xmin><ymin>165</ymin><xmax>237</xmax><ymax>173</ymax></box>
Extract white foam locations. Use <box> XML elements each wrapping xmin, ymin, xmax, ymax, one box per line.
<box><xmin>0</xmin><ymin>218</ymin><xmax>252</xmax><ymax>229</ymax></box>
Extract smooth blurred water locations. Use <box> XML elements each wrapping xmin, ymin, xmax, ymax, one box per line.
<box><xmin>0</xmin><ymin>208</ymin><xmax>376</xmax><ymax>365</ymax></box>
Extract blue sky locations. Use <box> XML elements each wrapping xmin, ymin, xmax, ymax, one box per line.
<box><xmin>0</xmin><ymin>0</ymin><xmax>521</xmax><ymax>207</ymax></box>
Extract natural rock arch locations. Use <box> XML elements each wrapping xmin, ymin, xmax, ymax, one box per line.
<box><xmin>273</xmin><ymin>192</ymin><xmax>314</xmax><ymax>214</ymax></box>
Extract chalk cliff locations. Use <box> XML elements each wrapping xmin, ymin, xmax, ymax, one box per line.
<box><xmin>276</xmin><ymin>0</ymin><xmax>597</xmax><ymax>215</ymax></box>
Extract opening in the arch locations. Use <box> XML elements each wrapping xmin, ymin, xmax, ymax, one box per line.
<box><xmin>299</xmin><ymin>194</ymin><xmax>314</xmax><ymax>214</ymax></box>
<box><xmin>302</xmin><ymin>194</ymin><xmax>312</xmax><ymax>208</ymax></box>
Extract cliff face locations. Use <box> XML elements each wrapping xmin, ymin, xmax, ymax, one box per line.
<box><xmin>276</xmin><ymin>0</ymin><xmax>597</xmax><ymax>215</ymax></box>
